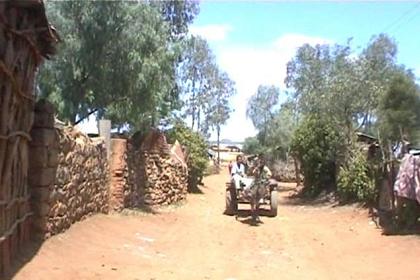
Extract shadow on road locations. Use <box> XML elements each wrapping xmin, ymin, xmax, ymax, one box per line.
<box><xmin>237</xmin><ymin>217</ymin><xmax>263</xmax><ymax>227</ymax></box>
<box><xmin>229</xmin><ymin>209</ymin><xmax>274</xmax><ymax>227</ymax></box>
<box><xmin>188</xmin><ymin>183</ymin><xmax>205</xmax><ymax>194</ymax></box>
<box><xmin>6</xmin><ymin>240</ymin><xmax>43</xmax><ymax>280</ymax></box>
<box><xmin>282</xmin><ymin>193</ymin><xmax>336</xmax><ymax>207</ymax></box>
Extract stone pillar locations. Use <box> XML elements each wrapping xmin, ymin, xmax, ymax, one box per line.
<box><xmin>99</xmin><ymin>120</ymin><xmax>111</xmax><ymax>160</ymax></box>
<box><xmin>109</xmin><ymin>139</ymin><xmax>128</xmax><ymax>211</ymax></box>
<box><xmin>28</xmin><ymin>100</ymin><xmax>59</xmax><ymax>239</ymax></box>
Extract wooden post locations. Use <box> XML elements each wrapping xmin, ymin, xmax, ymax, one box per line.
<box><xmin>99</xmin><ymin>120</ymin><xmax>111</xmax><ymax>160</ymax></box>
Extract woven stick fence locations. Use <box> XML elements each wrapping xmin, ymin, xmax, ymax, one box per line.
<box><xmin>0</xmin><ymin>1</ymin><xmax>58</xmax><ymax>275</ymax></box>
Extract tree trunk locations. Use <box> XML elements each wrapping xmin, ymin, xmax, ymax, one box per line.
<box><xmin>191</xmin><ymin>76</ymin><xmax>196</xmax><ymax>129</ymax></box>
<box><xmin>217</xmin><ymin>125</ymin><xmax>220</xmax><ymax>165</ymax></box>
<box><xmin>197</xmin><ymin>108</ymin><xmax>201</xmax><ymax>132</ymax></box>
<box><xmin>293</xmin><ymin>155</ymin><xmax>301</xmax><ymax>187</ymax></box>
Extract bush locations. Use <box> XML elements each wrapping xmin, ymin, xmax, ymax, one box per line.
<box><xmin>337</xmin><ymin>145</ymin><xmax>376</xmax><ymax>203</ymax></box>
<box><xmin>166</xmin><ymin>122</ymin><xmax>208</xmax><ymax>192</ymax></box>
<box><xmin>242</xmin><ymin>136</ymin><xmax>268</xmax><ymax>155</ymax></box>
<box><xmin>291</xmin><ymin>114</ymin><xmax>344</xmax><ymax>196</ymax></box>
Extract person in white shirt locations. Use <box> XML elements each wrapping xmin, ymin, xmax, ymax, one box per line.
<box><xmin>231</xmin><ymin>155</ymin><xmax>246</xmax><ymax>189</ymax></box>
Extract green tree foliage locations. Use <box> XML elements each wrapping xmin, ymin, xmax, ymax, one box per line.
<box><xmin>205</xmin><ymin>70</ymin><xmax>236</xmax><ymax>160</ymax></box>
<box><xmin>283</xmin><ymin>33</ymin><xmax>418</xmax><ymax>200</ymax></box>
<box><xmin>38</xmin><ymin>1</ymin><xmax>198</xmax><ymax>130</ymax></box>
<box><xmin>378</xmin><ymin>72</ymin><xmax>420</xmax><ymax>149</ymax></box>
<box><xmin>264</xmin><ymin>103</ymin><xmax>297</xmax><ymax>160</ymax></box>
<box><xmin>246</xmin><ymin>85</ymin><xmax>279</xmax><ymax>144</ymax></box>
<box><xmin>291</xmin><ymin>115</ymin><xmax>344</xmax><ymax>196</ymax></box>
<box><xmin>357</xmin><ymin>34</ymin><xmax>399</xmax><ymax>131</ymax></box>
<box><xmin>243</xmin><ymin>136</ymin><xmax>261</xmax><ymax>155</ymax></box>
<box><xmin>337</xmin><ymin>143</ymin><xmax>377</xmax><ymax>203</ymax></box>
<box><xmin>178</xmin><ymin>35</ymin><xmax>216</xmax><ymax>131</ymax></box>
<box><xmin>177</xmin><ymin>35</ymin><xmax>236</xmax><ymax>159</ymax></box>
<box><xmin>178</xmin><ymin>35</ymin><xmax>236</xmax><ymax>140</ymax></box>
<box><xmin>166</xmin><ymin>121</ymin><xmax>208</xmax><ymax>192</ymax></box>
<box><xmin>285</xmin><ymin>34</ymin><xmax>399</xmax><ymax>133</ymax></box>
<box><xmin>150</xmin><ymin>0</ymin><xmax>199</xmax><ymax>42</ymax></box>
<box><xmin>243</xmin><ymin>103</ymin><xmax>296</xmax><ymax>160</ymax></box>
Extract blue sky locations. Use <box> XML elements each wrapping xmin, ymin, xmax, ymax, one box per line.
<box><xmin>189</xmin><ymin>1</ymin><xmax>420</xmax><ymax>142</ymax></box>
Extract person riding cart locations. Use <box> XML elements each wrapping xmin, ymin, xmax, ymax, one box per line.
<box><xmin>230</xmin><ymin>155</ymin><xmax>249</xmax><ymax>189</ymax></box>
<box><xmin>246</xmin><ymin>155</ymin><xmax>273</xmax><ymax>200</ymax></box>
<box><xmin>225</xmin><ymin>154</ymin><xmax>278</xmax><ymax>218</ymax></box>
<box><xmin>251</xmin><ymin>156</ymin><xmax>272</xmax><ymax>181</ymax></box>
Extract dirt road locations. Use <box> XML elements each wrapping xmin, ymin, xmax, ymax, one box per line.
<box><xmin>11</xmin><ymin>174</ymin><xmax>420</xmax><ymax>280</ymax></box>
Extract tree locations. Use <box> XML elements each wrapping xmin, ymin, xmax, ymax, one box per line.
<box><xmin>246</xmin><ymin>85</ymin><xmax>279</xmax><ymax>144</ymax></box>
<box><xmin>177</xmin><ymin>35</ymin><xmax>218</xmax><ymax>132</ymax></box>
<box><xmin>357</xmin><ymin>34</ymin><xmax>398</xmax><ymax>131</ymax></box>
<box><xmin>166</xmin><ymin>121</ymin><xmax>208</xmax><ymax>192</ymax></box>
<box><xmin>38</xmin><ymin>1</ymin><xmax>197</xmax><ymax>131</ymax></box>
<box><xmin>151</xmin><ymin>0</ymin><xmax>199</xmax><ymax>42</ymax></box>
<box><xmin>177</xmin><ymin>35</ymin><xmax>236</xmax><ymax>144</ymax></box>
<box><xmin>205</xmin><ymin>70</ymin><xmax>236</xmax><ymax>162</ymax></box>
<box><xmin>285</xmin><ymin>35</ymin><xmax>399</xmax><ymax>134</ymax></box>
<box><xmin>284</xmin><ymin>34</ymin><xmax>401</xmax><ymax>197</ymax></box>
<box><xmin>264</xmin><ymin>103</ymin><xmax>297</xmax><ymax>160</ymax></box>
<box><xmin>378</xmin><ymin>72</ymin><xmax>420</xmax><ymax>153</ymax></box>
<box><xmin>101</xmin><ymin>3</ymin><xmax>183</xmax><ymax>130</ymax></box>
<box><xmin>291</xmin><ymin>114</ymin><xmax>344</xmax><ymax>196</ymax></box>
<box><xmin>39</xmin><ymin>1</ymin><xmax>131</xmax><ymax>123</ymax></box>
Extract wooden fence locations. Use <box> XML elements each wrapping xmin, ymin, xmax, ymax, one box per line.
<box><xmin>0</xmin><ymin>1</ymin><xmax>57</xmax><ymax>275</ymax></box>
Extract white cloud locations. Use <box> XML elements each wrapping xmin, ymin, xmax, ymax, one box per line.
<box><xmin>211</xmin><ymin>34</ymin><xmax>333</xmax><ymax>142</ymax></box>
<box><xmin>415</xmin><ymin>66</ymin><xmax>420</xmax><ymax>78</ymax></box>
<box><xmin>190</xmin><ymin>24</ymin><xmax>233</xmax><ymax>42</ymax></box>
<box><xmin>75</xmin><ymin>33</ymin><xmax>333</xmax><ymax>143</ymax></box>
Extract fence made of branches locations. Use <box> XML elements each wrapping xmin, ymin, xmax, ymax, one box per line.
<box><xmin>0</xmin><ymin>1</ymin><xmax>58</xmax><ymax>275</ymax></box>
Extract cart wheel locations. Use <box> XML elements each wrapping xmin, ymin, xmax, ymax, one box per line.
<box><xmin>269</xmin><ymin>190</ymin><xmax>278</xmax><ymax>217</ymax></box>
<box><xmin>225</xmin><ymin>186</ymin><xmax>238</xmax><ymax>215</ymax></box>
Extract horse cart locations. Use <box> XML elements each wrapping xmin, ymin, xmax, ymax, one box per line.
<box><xmin>225</xmin><ymin>177</ymin><xmax>278</xmax><ymax>217</ymax></box>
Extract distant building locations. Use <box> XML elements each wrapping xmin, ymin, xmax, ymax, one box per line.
<box><xmin>225</xmin><ymin>145</ymin><xmax>241</xmax><ymax>152</ymax></box>
<box><xmin>209</xmin><ymin>144</ymin><xmax>241</xmax><ymax>153</ymax></box>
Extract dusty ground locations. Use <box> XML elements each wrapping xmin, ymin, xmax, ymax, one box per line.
<box><xmin>11</xmin><ymin>173</ymin><xmax>420</xmax><ymax>280</ymax></box>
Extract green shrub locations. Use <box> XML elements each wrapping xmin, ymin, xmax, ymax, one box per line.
<box><xmin>291</xmin><ymin>114</ymin><xmax>344</xmax><ymax>196</ymax></box>
<box><xmin>337</xmin><ymin>145</ymin><xmax>376</xmax><ymax>203</ymax></box>
<box><xmin>166</xmin><ymin>122</ymin><xmax>208</xmax><ymax>192</ymax></box>
<box><xmin>243</xmin><ymin>136</ymin><xmax>268</xmax><ymax>155</ymax></box>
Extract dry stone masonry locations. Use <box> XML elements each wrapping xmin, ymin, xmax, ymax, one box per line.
<box><xmin>141</xmin><ymin>151</ymin><xmax>188</xmax><ymax>206</ymax></box>
<box><xmin>6</xmin><ymin>101</ymin><xmax>188</xmax><ymax>274</ymax></box>
<box><xmin>110</xmin><ymin>130</ymin><xmax>189</xmax><ymax>209</ymax></box>
<box><xmin>29</xmin><ymin>102</ymin><xmax>109</xmax><ymax>239</ymax></box>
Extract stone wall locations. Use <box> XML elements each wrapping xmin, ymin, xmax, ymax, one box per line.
<box><xmin>141</xmin><ymin>151</ymin><xmax>188</xmax><ymax>206</ymax></box>
<box><xmin>110</xmin><ymin>130</ymin><xmax>188</xmax><ymax>209</ymax></box>
<box><xmin>29</xmin><ymin>103</ymin><xmax>109</xmax><ymax>239</ymax></box>
<box><xmin>109</xmin><ymin>138</ymin><xmax>129</xmax><ymax>211</ymax></box>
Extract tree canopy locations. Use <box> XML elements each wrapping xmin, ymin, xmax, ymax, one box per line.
<box><xmin>38</xmin><ymin>1</ymin><xmax>236</xmax><ymax>140</ymax></box>
<box><xmin>246</xmin><ymin>85</ymin><xmax>279</xmax><ymax>145</ymax></box>
<box><xmin>246</xmin><ymin>33</ymin><xmax>420</xmax><ymax>200</ymax></box>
